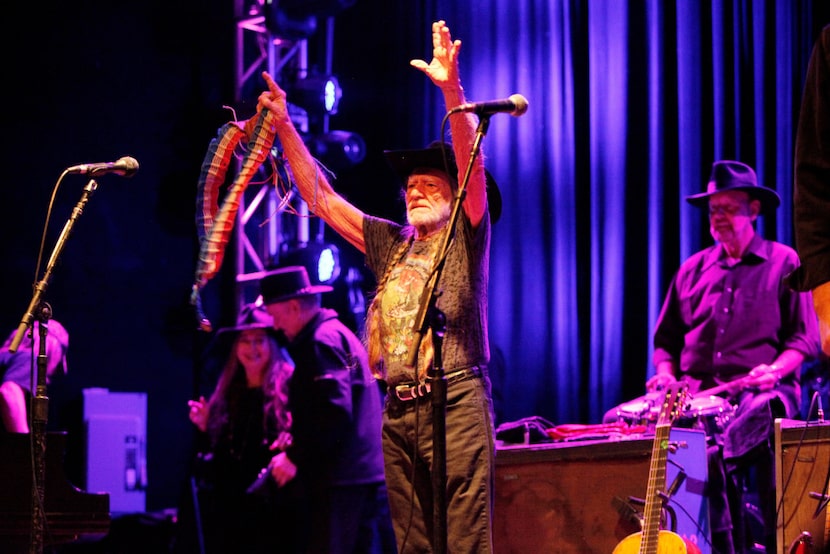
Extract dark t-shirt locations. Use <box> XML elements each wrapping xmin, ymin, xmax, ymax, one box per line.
<box><xmin>363</xmin><ymin>212</ymin><xmax>491</xmax><ymax>387</ymax></box>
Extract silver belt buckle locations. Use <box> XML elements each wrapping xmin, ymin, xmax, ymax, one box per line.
<box><xmin>395</xmin><ymin>381</ymin><xmax>431</xmax><ymax>401</ymax></box>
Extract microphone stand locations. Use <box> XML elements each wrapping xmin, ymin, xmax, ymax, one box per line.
<box><xmin>8</xmin><ymin>178</ymin><xmax>98</xmax><ymax>554</ymax></box>
<box><xmin>29</xmin><ymin>304</ymin><xmax>54</xmax><ymax>554</ymax></box>
<box><xmin>405</xmin><ymin>114</ymin><xmax>492</xmax><ymax>554</ymax></box>
<box><xmin>10</xmin><ymin>179</ymin><xmax>98</xmax><ymax>353</ymax></box>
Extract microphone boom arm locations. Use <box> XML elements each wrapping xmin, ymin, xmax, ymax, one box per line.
<box><xmin>9</xmin><ymin>179</ymin><xmax>98</xmax><ymax>352</ymax></box>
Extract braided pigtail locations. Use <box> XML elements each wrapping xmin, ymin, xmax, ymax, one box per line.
<box><xmin>364</xmin><ymin>232</ymin><xmax>415</xmax><ymax>380</ymax></box>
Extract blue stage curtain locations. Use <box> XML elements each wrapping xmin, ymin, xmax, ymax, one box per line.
<box><xmin>409</xmin><ymin>1</ymin><xmax>821</xmax><ymax>425</ymax></box>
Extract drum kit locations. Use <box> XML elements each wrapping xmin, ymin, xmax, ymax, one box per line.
<box><xmin>613</xmin><ymin>390</ymin><xmax>736</xmax><ymax>436</ymax></box>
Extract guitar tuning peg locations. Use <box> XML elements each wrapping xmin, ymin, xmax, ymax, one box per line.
<box><xmin>667</xmin><ymin>440</ymin><xmax>688</xmax><ymax>453</ymax></box>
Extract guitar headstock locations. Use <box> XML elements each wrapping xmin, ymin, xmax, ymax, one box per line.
<box><xmin>656</xmin><ymin>382</ymin><xmax>689</xmax><ymax>427</ymax></box>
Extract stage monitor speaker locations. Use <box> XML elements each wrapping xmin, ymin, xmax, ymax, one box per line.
<box><xmin>83</xmin><ymin>388</ymin><xmax>148</xmax><ymax>515</ymax></box>
<box><xmin>775</xmin><ymin>418</ymin><xmax>830</xmax><ymax>553</ymax></box>
<box><xmin>494</xmin><ymin>428</ymin><xmax>710</xmax><ymax>553</ymax></box>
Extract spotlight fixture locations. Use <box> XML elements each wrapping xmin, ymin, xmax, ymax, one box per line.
<box><xmin>263</xmin><ymin>0</ymin><xmax>357</xmax><ymax>40</ymax></box>
<box><xmin>279</xmin><ymin>242</ymin><xmax>341</xmax><ymax>285</ymax></box>
<box><xmin>263</xmin><ymin>6</ymin><xmax>317</xmax><ymax>40</ymax></box>
<box><xmin>307</xmin><ymin>130</ymin><xmax>366</xmax><ymax>170</ymax></box>
<box><xmin>276</xmin><ymin>0</ymin><xmax>357</xmax><ymax>18</ymax></box>
<box><xmin>288</xmin><ymin>74</ymin><xmax>342</xmax><ymax>116</ymax></box>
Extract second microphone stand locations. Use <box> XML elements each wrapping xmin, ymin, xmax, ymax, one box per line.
<box><xmin>9</xmin><ymin>178</ymin><xmax>98</xmax><ymax>554</ymax></box>
<box><xmin>406</xmin><ymin>115</ymin><xmax>491</xmax><ymax>554</ymax></box>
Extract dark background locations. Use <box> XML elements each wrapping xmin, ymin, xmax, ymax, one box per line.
<box><xmin>0</xmin><ymin>1</ymin><xmax>431</xmax><ymax>511</ymax></box>
<box><xmin>2</xmin><ymin>1</ymin><xmax>830</xmax><ymax>516</ymax></box>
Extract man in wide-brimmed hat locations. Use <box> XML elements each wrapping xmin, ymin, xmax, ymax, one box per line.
<box><xmin>644</xmin><ymin>160</ymin><xmax>817</xmax><ymax>553</ymax></box>
<box><xmin>256</xmin><ymin>265</ymin><xmax>386</xmax><ymax>554</ymax></box>
<box><xmin>255</xmin><ymin>20</ymin><xmax>498</xmax><ymax>552</ymax></box>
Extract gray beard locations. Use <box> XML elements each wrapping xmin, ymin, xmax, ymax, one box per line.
<box><xmin>407</xmin><ymin>204</ymin><xmax>451</xmax><ymax>230</ymax></box>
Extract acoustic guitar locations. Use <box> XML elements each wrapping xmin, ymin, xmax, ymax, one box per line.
<box><xmin>612</xmin><ymin>383</ymin><xmax>700</xmax><ymax>554</ymax></box>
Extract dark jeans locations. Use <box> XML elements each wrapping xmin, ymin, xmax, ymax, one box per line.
<box><xmin>382</xmin><ymin>376</ymin><xmax>495</xmax><ymax>553</ymax></box>
<box><xmin>305</xmin><ymin>481</ymin><xmax>386</xmax><ymax>554</ymax></box>
<box><xmin>709</xmin><ymin>387</ymin><xmax>796</xmax><ymax>554</ymax></box>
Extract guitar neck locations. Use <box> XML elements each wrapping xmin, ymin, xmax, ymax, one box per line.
<box><xmin>640</xmin><ymin>423</ymin><xmax>671</xmax><ymax>554</ymax></box>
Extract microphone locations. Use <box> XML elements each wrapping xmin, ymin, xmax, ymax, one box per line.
<box><xmin>449</xmin><ymin>94</ymin><xmax>529</xmax><ymax>117</ymax></box>
<box><xmin>67</xmin><ymin>156</ymin><xmax>139</xmax><ymax>178</ymax></box>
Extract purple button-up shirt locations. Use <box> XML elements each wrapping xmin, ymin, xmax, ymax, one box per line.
<box><xmin>653</xmin><ymin>234</ymin><xmax>817</xmax><ymax>387</ymax></box>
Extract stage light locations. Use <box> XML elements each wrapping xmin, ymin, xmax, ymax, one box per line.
<box><xmin>263</xmin><ymin>6</ymin><xmax>317</xmax><ymax>39</ymax></box>
<box><xmin>322</xmin><ymin>78</ymin><xmax>340</xmax><ymax>113</ymax></box>
<box><xmin>315</xmin><ymin>244</ymin><xmax>340</xmax><ymax>283</ymax></box>
<box><xmin>263</xmin><ymin>0</ymin><xmax>357</xmax><ymax>40</ymax></box>
<box><xmin>307</xmin><ymin>130</ymin><xmax>366</xmax><ymax>170</ymax></box>
<box><xmin>279</xmin><ymin>242</ymin><xmax>341</xmax><ymax>285</ymax></box>
<box><xmin>277</xmin><ymin>0</ymin><xmax>357</xmax><ymax>18</ymax></box>
<box><xmin>288</xmin><ymin>74</ymin><xmax>342</xmax><ymax>116</ymax></box>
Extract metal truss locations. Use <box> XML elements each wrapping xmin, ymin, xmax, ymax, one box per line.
<box><xmin>232</xmin><ymin>8</ymin><xmax>316</xmax><ymax>307</ymax></box>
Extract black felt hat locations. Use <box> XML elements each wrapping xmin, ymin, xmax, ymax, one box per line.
<box><xmin>216</xmin><ymin>303</ymin><xmax>274</xmax><ymax>335</ymax></box>
<box><xmin>686</xmin><ymin>160</ymin><xmax>780</xmax><ymax>213</ymax></box>
<box><xmin>383</xmin><ymin>141</ymin><xmax>502</xmax><ymax>223</ymax></box>
<box><xmin>256</xmin><ymin>265</ymin><xmax>333</xmax><ymax>305</ymax></box>
<box><xmin>201</xmin><ymin>302</ymin><xmax>278</xmax><ymax>363</ymax></box>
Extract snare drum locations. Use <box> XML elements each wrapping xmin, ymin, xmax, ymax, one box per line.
<box><xmin>680</xmin><ymin>395</ymin><xmax>736</xmax><ymax>436</ymax></box>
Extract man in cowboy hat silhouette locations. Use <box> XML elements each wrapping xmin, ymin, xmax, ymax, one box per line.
<box><xmin>257</xmin><ymin>265</ymin><xmax>386</xmax><ymax>554</ymax></box>
<box><xmin>255</xmin><ymin>20</ymin><xmax>500</xmax><ymax>552</ymax></box>
<box><xmin>645</xmin><ymin>160</ymin><xmax>817</xmax><ymax>553</ymax></box>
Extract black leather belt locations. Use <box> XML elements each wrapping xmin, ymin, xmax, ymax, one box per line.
<box><xmin>393</xmin><ymin>366</ymin><xmax>482</xmax><ymax>402</ymax></box>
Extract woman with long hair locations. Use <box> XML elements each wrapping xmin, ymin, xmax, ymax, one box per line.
<box><xmin>185</xmin><ymin>303</ymin><xmax>295</xmax><ymax>554</ymax></box>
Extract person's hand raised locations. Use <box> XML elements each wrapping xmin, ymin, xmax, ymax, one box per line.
<box><xmin>258</xmin><ymin>71</ymin><xmax>291</xmax><ymax>124</ymax></box>
<box><xmin>187</xmin><ymin>396</ymin><xmax>208</xmax><ymax>432</ymax></box>
<box><xmin>410</xmin><ymin>20</ymin><xmax>462</xmax><ymax>90</ymax></box>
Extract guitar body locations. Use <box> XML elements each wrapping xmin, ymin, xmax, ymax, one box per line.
<box><xmin>612</xmin><ymin>530</ymin><xmax>688</xmax><ymax>554</ymax></box>
<box><xmin>611</xmin><ymin>384</ymin><xmax>700</xmax><ymax>554</ymax></box>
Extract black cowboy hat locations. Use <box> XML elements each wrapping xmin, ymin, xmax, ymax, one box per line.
<box><xmin>201</xmin><ymin>302</ymin><xmax>279</xmax><ymax>364</ymax></box>
<box><xmin>255</xmin><ymin>265</ymin><xmax>333</xmax><ymax>305</ymax></box>
<box><xmin>686</xmin><ymin>160</ymin><xmax>780</xmax><ymax>213</ymax></box>
<box><xmin>216</xmin><ymin>302</ymin><xmax>274</xmax><ymax>335</ymax></box>
<box><xmin>383</xmin><ymin>141</ymin><xmax>502</xmax><ymax>223</ymax></box>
